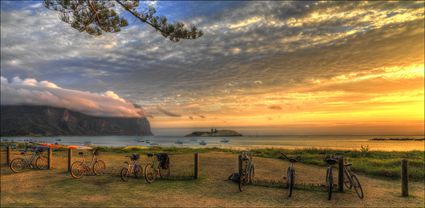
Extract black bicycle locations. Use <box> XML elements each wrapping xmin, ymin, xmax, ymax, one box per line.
<box><xmin>280</xmin><ymin>153</ymin><xmax>298</xmax><ymax>197</ymax></box>
<box><xmin>325</xmin><ymin>156</ymin><xmax>338</xmax><ymax>200</ymax></box>
<box><xmin>239</xmin><ymin>151</ymin><xmax>255</xmax><ymax>192</ymax></box>
<box><xmin>144</xmin><ymin>153</ymin><xmax>170</xmax><ymax>183</ymax></box>
<box><xmin>343</xmin><ymin>160</ymin><xmax>364</xmax><ymax>199</ymax></box>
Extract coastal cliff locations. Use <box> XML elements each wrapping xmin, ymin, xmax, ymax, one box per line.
<box><xmin>0</xmin><ymin>105</ymin><xmax>152</xmax><ymax>136</ymax></box>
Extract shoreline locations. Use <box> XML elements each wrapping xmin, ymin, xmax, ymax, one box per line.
<box><xmin>1</xmin><ymin>141</ymin><xmax>424</xmax><ymax>153</ymax></box>
<box><xmin>1</xmin><ymin>135</ymin><xmax>424</xmax><ymax>152</ymax></box>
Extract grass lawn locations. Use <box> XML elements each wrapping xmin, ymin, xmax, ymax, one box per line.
<box><xmin>1</xmin><ymin>147</ymin><xmax>424</xmax><ymax>207</ymax></box>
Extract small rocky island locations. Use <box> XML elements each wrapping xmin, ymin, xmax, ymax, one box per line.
<box><xmin>185</xmin><ymin>129</ymin><xmax>242</xmax><ymax>137</ymax></box>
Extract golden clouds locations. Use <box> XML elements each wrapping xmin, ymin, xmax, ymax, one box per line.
<box><xmin>151</xmin><ymin>63</ymin><xmax>423</xmax><ymax>135</ymax></box>
<box><xmin>228</xmin><ymin>16</ymin><xmax>262</xmax><ymax>29</ymax></box>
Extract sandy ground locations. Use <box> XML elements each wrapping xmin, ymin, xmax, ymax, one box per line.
<box><xmin>1</xmin><ymin>150</ymin><xmax>424</xmax><ymax>207</ymax></box>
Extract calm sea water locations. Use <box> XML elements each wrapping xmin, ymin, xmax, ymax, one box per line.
<box><xmin>1</xmin><ymin>135</ymin><xmax>423</xmax><ymax>151</ymax></box>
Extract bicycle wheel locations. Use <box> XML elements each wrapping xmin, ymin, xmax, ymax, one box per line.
<box><xmin>93</xmin><ymin>160</ymin><xmax>106</xmax><ymax>175</ymax></box>
<box><xmin>36</xmin><ymin>156</ymin><xmax>48</xmax><ymax>170</ymax></box>
<box><xmin>248</xmin><ymin>165</ymin><xmax>255</xmax><ymax>184</ymax></box>
<box><xmin>239</xmin><ymin>160</ymin><xmax>248</xmax><ymax>192</ymax></box>
<box><xmin>10</xmin><ymin>158</ymin><xmax>26</xmax><ymax>173</ymax></box>
<box><xmin>144</xmin><ymin>164</ymin><xmax>156</xmax><ymax>183</ymax></box>
<box><xmin>120</xmin><ymin>168</ymin><xmax>130</xmax><ymax>182</ymax></box>
<box><xmin>134</xmin><ymin>164</ymin><xmax>143</xmax><ymax>178</ymax></box>
<box><xmin>343</xmin><ymin>168</ymin><xmax>353</xmax><ymax>189</ymax></box>
<box><xmin>70</xmin><ymin>161</ymin><xmax>85</xmax><ymax>179</ymax></box>
<box><xmin>327</xmin><ymin>167</ymin><xmax>333</xmax><ymax>200</ymax></box>
<box><xmin>287</xmin><ymin>168</ymin><xmax>294</xmax><ymax>197</ymax></box>
<box><xmin>238</xmin><ymin>174</ymin><xmax>245</xmax><ymax>192</ymax></box>
<box><xmin>351</xmin><ymin>175</ymin><xmax>364</xmax><ymax>199</ymax></box>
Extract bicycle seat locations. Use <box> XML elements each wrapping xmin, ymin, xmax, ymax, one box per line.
<box><xmin>280</xmin><ymin>153</ymin><xmax>298</xmax><ymax>163</ymax></box>
<box><xmin>78</xmin><ymin>152</ymin><xmax>84</xmax><ymax>155</ymax></box>
<box><xmin>344</xmin><ymin>163</ymin><xmax>352</xmax><ymax>166</ymax></box>
<box><xmin>130</xmin><ymin>154</ymin><xmax>140</xmax><ymax>160</ymax></box>
<box><xmin>325</xmin><ymin>158</ymin><xmax>338</xmax><ymax>165</ymax></box>
<box><xmin>147</xmin><ymin>153</ymin><xmax>154</xmax><ymax>157</ymax></box>
<box><xmin>289</xmin><ymin>158</ymin><xmax>298</xmax><ymax>163</ymax></box>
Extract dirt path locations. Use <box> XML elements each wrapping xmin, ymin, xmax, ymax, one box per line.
<box><xmin>1</xmin><ymin>151</ymin><xmax>424</xmax><ymax>207</ymax></box>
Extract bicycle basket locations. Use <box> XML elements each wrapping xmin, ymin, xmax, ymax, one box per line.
<box><xmin>130</xmin><ymin>154</ymin><xmax>140</xmax><ymax>161</ymax></box>
<box><xmin>158</xmin><ymin>153</ymin><xmax>170</xmax><ymax>169</ymax></box>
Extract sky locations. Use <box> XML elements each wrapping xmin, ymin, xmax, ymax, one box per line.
<box><xmin>1</xmin><ymin>1</ymin><xmax>424</xmax><ymax>136</ymax></box>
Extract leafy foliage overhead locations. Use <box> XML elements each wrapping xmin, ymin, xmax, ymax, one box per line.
<box><xmin>43</xmin><ymin>0</ymin><xmax>203</xmax><ymax>41</ymax></box>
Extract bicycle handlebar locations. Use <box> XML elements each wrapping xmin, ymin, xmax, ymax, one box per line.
<box><xmin>280</xmin><ymin>152</ymin><xmax>298</xmax><ymax>162</ymax></box>
<box><xmin>280</xmin><ymin>152</ymin><xmax>291</xmax><ymax>160</ymax></box>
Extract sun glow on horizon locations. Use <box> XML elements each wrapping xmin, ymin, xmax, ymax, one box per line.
<box><xmin>150</xmin><ymin>63</ymin><xmax>424</xmax><ymax>135</ymax></box>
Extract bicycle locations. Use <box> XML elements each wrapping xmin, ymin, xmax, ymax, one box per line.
<box><xmin>343</xmin><ymin>159</ymin><xmax>364</xmax><ymax>199</ymax></box>
<box><xmin>10</xmin><ymin>146</ymin><xmax>48</xmax><ymax>173</ymax></box>
<box><xmin>121</xmin><ymin>153</ymin><xmax>143</xmax><ymax>181</ymax></box>
<box><xmin>144</xmin><ymin>153</ymin><xmax>170</xmax><ymax>183</ymax></box>
<box><xmin>239</xmin><ymin>151</ymin><xmax>255</xmax><ymax>192</ymax></box>
<box><xmin>70</xmin><ymin>149</ymin><xmax>106</xmax><ymax>179</ymax></box>
<box><xmin>280</xmin><ymin>153</ymin><xmax>299</xmax><ymax>197</ymax></box>
<box><xmin>325</xmin><ymin>156</ymin><xmax>338</xmax><ymax>200</ymax></box>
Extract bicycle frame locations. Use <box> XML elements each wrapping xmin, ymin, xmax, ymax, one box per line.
<box><xmin>125</xmin><ymin>159</ymin><xmax>139</xmax><ymax>173</ymax></box>
<box><xmin>239</xmin><ymin>152</ymin><xmax>254</xmax><ymax>184</ymax></box>
<box><xmin>280</xmin><ymin>153</ymin><xmax>298</xmax><ymax>197</ymax></box>
<box><xmin>281</xmin><ymin>154</ymin><xmax>296</xmax><ymax>169</ymax></box>
<box><xmin>344</xmin><ymin>164</ymin><xmax>353</xmax><ymax>175</ymax></box>
<box><xmin>326</xmin><ymin>165</ymin><xmax>333</xmax><ymax>182</ymax></box>
<box><xmin>22</xmin><ymin>150</ymin><xmax>42</xmax><ymax>168</ymax></box>
<box><xmin>149</xmin><ymin>155</ymin><xmax>161</xmax><ymax>172</ymax></box>
<box><xmin>241</xmin><ymin>153</ymin><xmax>253</xmax><ymax>172</ymax></box>
<box><xmin>325</xmin><ymin>156</ymin><xmax>338</xmax><ymax>200</ymax></box>
<box><xmin>144</xmin><ymin>153</ymin><xmax>168</xmax><ymax>183</ymax></box>
<box><xmin>244</xmin><ymin>159</ymin><xmax>253</xmax><ymax>174</ymax></box>
<box><xmin>76</xmin><ymin>152</ymin><xmax>98</xmax><ymax>172</ymax></box>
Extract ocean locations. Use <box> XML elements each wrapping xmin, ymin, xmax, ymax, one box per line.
<box><xmin>1</xmin><ymin>135</ymin><xmax>423</xmax><ymax>151</ymax></box>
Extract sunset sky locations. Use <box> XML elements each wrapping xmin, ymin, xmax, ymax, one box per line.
<box><xmin>1</xmin><ymin>1</ymin><xmax>424</xmax><ymax>135</ymax></box>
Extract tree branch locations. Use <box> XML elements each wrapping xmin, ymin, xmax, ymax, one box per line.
<box><xmin>115</xmin><ymin>0</ymin><xmax>165</xmax><ymax>33</ymax></box>
<box><xmin>87</xmin><ymin>0</ymin><xmax>108</xmax><ymax>32</ymax></box>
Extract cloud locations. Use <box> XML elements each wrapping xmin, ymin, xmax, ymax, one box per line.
<box><xmin>156</xmin><ymin>106</ymin><xmax>181</xmax><ymax>117</ymax></box>
<box><xmin>0</xmin><ymin>76</ymin><xmax>143</xmax><ymax>118</ymax></box>
<box><xmin>268</xmin><ymin>105</ymin><xmax>282</xmax><ymax>110</ymax></box>
<box><xmin>1</xmin><ymin>1</ymin><xmax>423</xmax><ymax>133</ymax></box>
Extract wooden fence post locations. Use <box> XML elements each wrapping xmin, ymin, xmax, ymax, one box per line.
<box><xmin>401</xmin><ymin>159</ymin><xmax>408</xmax><ymax>197</ymax></box>
<box><xmin>338</xmin><ymin>156</ymin><xmax>344</xmax><ymax>193</ymax></box>
<box><xmin>48</xmin><ymin>147</ymin><xmax>52</xmax><ymax>169</ymax></box>
<box><xmin>67</xmin><ymin>148</ymin><xmax>72</xmax><ymax>173</ymax></box>
<box><xmin>6</xmin><ymin>146</ymin><xmax>11</xmax><ymax>165</ymax></box>
<box><xmin>194</xmin><ymin>153</ymin><xmax>199</xmax><ymax>179</ymax></box>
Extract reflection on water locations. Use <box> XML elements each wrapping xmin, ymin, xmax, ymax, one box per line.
<box><xmin>1</xmin><ymin>135</ymin><xmax>423</xmax><ymax>151</ymax></box>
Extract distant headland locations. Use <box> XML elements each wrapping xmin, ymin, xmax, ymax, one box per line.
<box><xmin>185</xmin><ymin>129</ymin><xmax>242</xmax><ymax>137</ymax></box>
<box><xmin>370</xmin><ymin>137</ymin><xmax>424</xmax><ymax>141</ymax></box>
<box><xmin>0</xmin><ymin>105</ymin><xmax>152</xmax><ymax>136</ymax></box>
